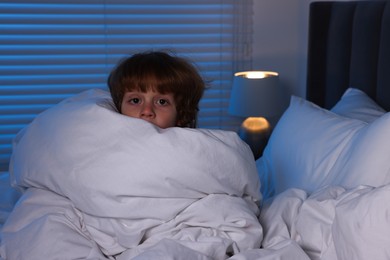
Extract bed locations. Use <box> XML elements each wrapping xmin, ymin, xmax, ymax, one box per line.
<box><xmin>257</xmin><ymin>1</ymin><xmax>390</xmax><ymax>259</ymax></box>
<box><xmin>1</xmin><ymin>1</ymin><xmax>390</xmax><ymax>259</ymax></box>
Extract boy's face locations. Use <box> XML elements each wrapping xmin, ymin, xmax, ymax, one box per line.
<box><xmin>121</xmin><ymin>90</ymin><xmax>178</xmax><ymax>129</ymax></box>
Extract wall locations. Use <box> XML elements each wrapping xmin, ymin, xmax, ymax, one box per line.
<box><xmin>252</xmin><ymin>0</ymin><xmax>307</xmax><ymax>100</ymax></box>
<box><xmin>252</xmin><ymin>0</ymin><xmax>362</xmax><ymax>100</ymax></box>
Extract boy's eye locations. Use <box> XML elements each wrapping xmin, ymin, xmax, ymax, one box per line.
<box><xmin>130</xmin><ymin>98</ymin><xmax>140</xmax><ymax>104</ymax></box>
<box><xmin>157</xmin><ymin>99</ymin><xmax>168</xmax><ymax>105</ymax></box>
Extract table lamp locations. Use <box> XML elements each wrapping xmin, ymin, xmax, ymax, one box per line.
<box><xmin>228</xmin><ymin>71</ymin><xmax>283</xmax><ymax>159</ymax></box>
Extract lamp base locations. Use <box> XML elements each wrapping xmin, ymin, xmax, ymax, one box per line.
<box><xmin>238</xmin><ymin>117</ymin><xmax>271</xmax><ymax>159</ymax></box>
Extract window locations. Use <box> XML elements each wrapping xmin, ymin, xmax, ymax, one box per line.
<box><xmin>0</xmin><ymin>0</ymin><xmax>253</xmax><ymax>171</ymax></box>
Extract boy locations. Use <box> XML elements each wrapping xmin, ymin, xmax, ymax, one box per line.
<box><xmin>108</xmin><ymin>51</ymin><xmax>206</xmax><ymax>128</ymax></box>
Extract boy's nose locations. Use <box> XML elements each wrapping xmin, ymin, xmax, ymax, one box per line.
<box><xmin>141</xmin><ymin>102</ymin><xmax>155</xmax><ymax>118</ymax></box>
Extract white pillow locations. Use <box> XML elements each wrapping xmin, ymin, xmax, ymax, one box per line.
<box><xmin>258</xmin><ymin>95</ymin><xmax>390</xmax><ymax>196</ymax></box>
<box><xmin>331</xmin><ymin>88</ymin><xmax>386</xmax><ymax>123</ymax></box>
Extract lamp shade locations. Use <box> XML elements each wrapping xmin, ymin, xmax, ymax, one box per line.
<box><xmin>228</xmin><ymin>71</ymin><xmax>283</xmax><ymax>118</ymax></box>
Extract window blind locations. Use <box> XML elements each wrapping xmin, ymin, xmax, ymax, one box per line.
<box><xmin>0</xmin><ymin>0</ymin><xmax>253</xmax><ymax>171</ymax></box>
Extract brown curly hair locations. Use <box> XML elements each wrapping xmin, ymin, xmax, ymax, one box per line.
<box><xmin>107</xmin><ymin>51</ymin><xmax>206</xmax><ymax>128</ymax></box>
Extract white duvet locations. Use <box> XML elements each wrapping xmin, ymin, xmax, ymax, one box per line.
<box><xmin>0</xmin><ymin>89</ymin><xmax>266</xmax><ymax>259</ymax></box>
<box><xmin>260</xmin><ymin>184</ymin><xmax>390</xmax><ymax>260</ymax></box>
<box><xmin>3</xmin><ymin>89</ymin><xmax>386</xmax><ymax>259</ymax></box>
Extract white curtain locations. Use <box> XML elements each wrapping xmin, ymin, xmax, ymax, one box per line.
<box><xmin>0</xmin><ymin>0</ymin><xmax>253</xmax><ymax>171</ymax></box>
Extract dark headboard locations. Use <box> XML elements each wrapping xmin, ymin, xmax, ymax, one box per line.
<box><xmin>306</xmin><ymin>1</ymin><xmax>390</xmax><ymax>110</ymax></box>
